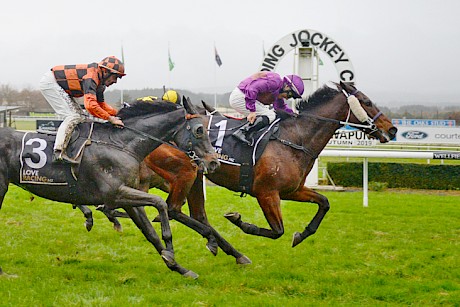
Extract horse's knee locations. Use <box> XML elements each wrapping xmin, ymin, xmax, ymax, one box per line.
<box><xmin>155</xmin><ymin>199</ymin><xmax>168</xmax><ymax>212</ymax></box>
<box><xmin>318</xmin><ymin>195</ymin><xmax>330</xmax><ymax>212</ymax></box>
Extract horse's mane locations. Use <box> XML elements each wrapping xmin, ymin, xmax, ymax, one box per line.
<box><xmin>296</xmin><ymin>85</ymin><xmax>339</xmax><ymax>112</ymax></box>
<box><xmin>117</xmin><ymin>101</ymin><xmax>180</xmax><ymax>120</ymax></box>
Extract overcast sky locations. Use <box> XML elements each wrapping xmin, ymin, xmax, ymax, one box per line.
<box><xmin>1</xmin><ymin>0</ymin><xmax>459</xmax><ymax>106</ymax></box>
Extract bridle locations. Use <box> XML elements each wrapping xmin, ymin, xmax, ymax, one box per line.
<box><xmin>340</xmin><ymin>88</ymin><xmax>382</xmax><ymax>137</ymax></box>
<box><xmin>170</xmin><ymin>113</ymin><xmax>206</xmax><ymax>163</ymax></box>
<box><xmin>124</xmin><ymin>111</ymin><xmax>206</xmax><ymax>163</ymax></box>
<box><xmin>275</xmin><ymin>87</ymin><xmax>385</xmax><ymax>158</ymax></box>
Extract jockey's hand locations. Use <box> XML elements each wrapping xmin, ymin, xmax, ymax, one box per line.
<box><xmin>108</xmin><ymin>116</ymin><xmax>124</xmax><ymax>128</ymax></box>
<box><xmin>247</xmin><ymin>112</ymin><xmax>257</xmax><ymax>124</ymax></box>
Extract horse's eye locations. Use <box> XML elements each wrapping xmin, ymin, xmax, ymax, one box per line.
<box><xmin>193</xmin><ymin>125</ymin><xmax>204</xmax><ymax>138</ymax></box>
<box><xmin>358</xmin><ymin>96</ymin><xmax>372</xmax><ymax>107</ymax></box>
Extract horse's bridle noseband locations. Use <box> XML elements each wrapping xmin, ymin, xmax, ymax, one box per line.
<box><xmin>341</xmin><ymin>88</ymin><xmax>382</xmax><ymax>137</ymax></box>
<box><xmin>182</xmin><ymin>113</ymin><xmax>206</xmax><ymax>162</ymax></box>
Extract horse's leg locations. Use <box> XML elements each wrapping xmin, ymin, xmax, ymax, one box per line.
<box><xmin>168</xmin><ymin>209</ymin><xmax>251</xmax><ymax>265</ymax></box>
<box><xmin>148</xmin><ymin>161</ymin><xmax>228</xmax><ymax>258</ymax></box>
<box><xmin>0</xmin><ymin>170</ymin><xmax>8</xmax><ymax>210</ymax></box>
<box><xmin>186</xmin><ymin>176</ymin><xmax>251</xmax><ymax>264</ymax></box>
<box><xmin>112</xmin><ymin>186</ymin><xmax>173</xmax><ymax>253</ymax></box>
<box><xmin>122</xmin><ymin>206</ymin><xmax>197</xmax><ymax>278</ymax></box>
<box><xmin>74</xmin><ymin>205</ymin><xmax>94</xmax><ymax>231</ymax></box>
<box><xmin>282</xmin><ymin>186</ymin><xmax>330</xmax><ymax>247</ymax></box>
<box><xmin>0</xmin><ymin>176</ymin><xmax>8</xmax><ymax>275</ymax></box>
<box><xmin>74</xmin><ymin>204</ymin><xmax>126</xmax><ymax>232</ymax></box>
<box><xmin>97</xmin><ymin>206</ymin><xmax>124</xmax><ymax>232</ymax></box>
<box><xmin>186</xmin><ymin>174</ymin><xmax>218</xmax><ymax>254</ymax></box>
<box><xmin>224</xmin><ymin>190</ymin><xmax>285</xmax><ymax>239</ymax></box>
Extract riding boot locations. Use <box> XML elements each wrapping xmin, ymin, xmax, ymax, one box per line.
<box><xmin>53</xmin><ymin>116</ymin><xmax>81</xmax><ymax>164</ymax></box>
<box><xmin>232</xmin><ymin>116</ymin><xmax>269</xmax><ymax>146</ymax></box>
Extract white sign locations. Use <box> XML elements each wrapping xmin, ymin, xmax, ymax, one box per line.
<box><xmin>392</xmin><ymin>126</ymin><xmax>460</xmax><ymax>144</ymax></box>
<box><xmin>259</xmin><ymin>29</ymin><xmax>355</xmax><ymax>83</ymax></box>
<box><xmin>327</xmin><ymin>128</ymin><xmax>377</xmax><ymax>147</ymax></box>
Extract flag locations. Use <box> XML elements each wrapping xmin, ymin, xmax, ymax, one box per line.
<box><xmin>214</xmin><ymin>46</ymin><xmax>222</xmax><ymax>67</ymax></box>
<box><xmin>168</xmin><ymin>48</ymin><xmax>175</xmax><ymax>71</ymax></box>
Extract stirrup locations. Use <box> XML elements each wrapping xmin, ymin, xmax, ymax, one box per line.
<box><xmin>53</xmin><ymin>151</ymin><xmax>79</xmax><ymax>164</ymax></box>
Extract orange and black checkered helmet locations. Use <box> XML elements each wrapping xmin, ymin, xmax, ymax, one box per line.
<box><xmin>98</xmin><ymin>56</ymin><xmax>126</xmax><ymax>76</ymax></box>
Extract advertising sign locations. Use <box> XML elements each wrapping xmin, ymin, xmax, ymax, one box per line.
<box><xmin>392</xmin><ymin>126</ymin><xmax>460</xmax><ymax>144</ymax></box>
<box><xmin>36</xmin><ymin>120</ymin><xmax>62</xmax><ymax>132</ymax></box>
<box><xmin>392</xmin><ymin>119</ymin><xmax>456</xmax><ymax>127</ymax></box>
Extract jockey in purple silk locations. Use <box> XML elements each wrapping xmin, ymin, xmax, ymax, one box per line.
<box><xmin>229</xmin><ymin>72</ymin><xmax>304</xmax><ymax>145</ymax></box>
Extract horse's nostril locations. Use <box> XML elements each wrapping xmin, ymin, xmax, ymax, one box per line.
<box><xmin>389</xmin><ymin>127</ymin><xmax>398</xmax><ymax>138</ymax></box>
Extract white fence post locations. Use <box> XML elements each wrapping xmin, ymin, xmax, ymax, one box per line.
<box><xmin>363</xmin><ymin>157</ymin><xmax>368</xmax><ymax>207</ymax></box>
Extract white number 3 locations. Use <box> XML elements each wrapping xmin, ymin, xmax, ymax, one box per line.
<box><xmin>24</xmin><ymin>138</ymin><xmax>47</xmax><ymax>169</ymax></box>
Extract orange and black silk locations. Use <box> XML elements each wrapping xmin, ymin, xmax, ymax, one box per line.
<box><xmin>51</xmin><ymin>63</ymin><xmax>117</xmax><ymax>120</ymax></box>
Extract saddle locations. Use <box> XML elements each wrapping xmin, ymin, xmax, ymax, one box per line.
<box><xmin>207</xmin><ymin>114</ymin><xmax>280</xmax><ymax>194</ymax></box>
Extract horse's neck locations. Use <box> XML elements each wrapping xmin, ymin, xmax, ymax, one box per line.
<box><xmin>116</xmin><ymin>114</ymin><xmax>177</xmax><ymax>159</ymax></box>
<box><xmin>296</xmin><ymin>99</ymin><xmax>349</xmax><ymax>155</ymax></box>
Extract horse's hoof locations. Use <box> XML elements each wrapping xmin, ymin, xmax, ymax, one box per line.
<box><xmin>113</xmin><ymin>224</ymin><xmax>123</xmax><ymax>232</ymax></box>
<box><xmin>161</xmin><ymin>250</ymin><xmax>176</xmax><ymax>266</ymax></box>
<box><xmin>85</xmin><ymin>221</ymin><xmax>93</xmax><ymax>232</ymax></box>
<box><xmin>206</xmin><ymin>241</ymin><xmax>218</xmax><ymax>256</ymax></box>
<box><xmin>236</xmin><ymin>255</ymin><xmax>252</xmax><ymax>265</ymax></box>
<box><xmin>183</xmin><ymin>270</ymin><xmax>199</xmax><ymax>279</ymax></box>
<box><xmin>224</xmin><ymin>212</ymin><xmax>241</xmax><ymax>224</ymax></box>
<box><xmin>292</xmin><ymin>232</ymin><xmax>303</xmax><ymax>247</ymax></box>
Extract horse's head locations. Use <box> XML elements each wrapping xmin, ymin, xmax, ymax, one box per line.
<box><xmin>178</xmin><ymin>96</ymin><xmax>220</xmax><ymax>174</ymax></box>
<box><xmin>335</xmin><ymin>81</ymin><xmax>397</xmax><ymax>143</ymax></box>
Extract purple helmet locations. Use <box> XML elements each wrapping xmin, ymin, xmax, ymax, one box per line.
<box><xmin>283</xmin><ymin>74</ymin><xmax>304</xmax><ymax>98</ymax></box>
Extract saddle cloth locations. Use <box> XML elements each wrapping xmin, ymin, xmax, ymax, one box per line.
<box><xmin>19</xmin><ymin>123</ymin><xmax>94</xmax><ymax>185</ymax></box>
<box><xmin>207</xmin><ymin>114</ymin><xmax>280</xmax><ymax>194</ymax></box>
<box><xmin>207</xmin><ymin>114</ymin><xmax>280</xmax><ymax>166</ymax></box>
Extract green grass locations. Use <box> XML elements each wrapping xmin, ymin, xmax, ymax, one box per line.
<box><xmin>10</xmin><ymin>119</ymin><xmax>37</xmax><ymax>131</ymax></box>
<box><xmin>0</xmin><ymin>185</ymin><xmax>459</xmax><ymax>306</ymax></box>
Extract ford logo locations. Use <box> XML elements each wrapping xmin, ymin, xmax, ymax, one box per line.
<box><xmin>401</xmin><ymin>131</ymin><xmax>428</xmax><ymax>139</ymax></box>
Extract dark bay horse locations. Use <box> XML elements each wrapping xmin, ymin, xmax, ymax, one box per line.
<box><xmin>140</xmin><ymin>82</ymin><xmax>397</xmax><ymax>259</ymax></box>
<box><xmin>0</xmin><ymin>98</ymin><xmax>218</xmax><ymax>278</ymax></box>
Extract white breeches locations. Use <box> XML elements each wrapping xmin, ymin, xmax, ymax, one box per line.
<box><xmin>39</xmin><ymin>71</ymin><xmax>84</xmax><ymax>151</ymax></box>
<box><xmin>229</xmin><ymin>88</ymin><xmax>276</xmax><ymax>123</ymax></box>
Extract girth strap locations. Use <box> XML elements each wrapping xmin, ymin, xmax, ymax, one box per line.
<box><xmin>275</xmin><ymin>137</ymin><xmax>318</xmax><ymax>159</ymax></box>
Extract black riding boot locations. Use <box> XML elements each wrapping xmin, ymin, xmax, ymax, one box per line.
<box><xmin>232</xmin><ymin>116</ymin><xmax>269</xmax><ymax>146</ymax></box>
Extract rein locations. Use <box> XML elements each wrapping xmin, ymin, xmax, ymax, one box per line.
<box><xmin>89</xmin><ymin>126</ymin><xmax>185</xmax><ymax>161</ymax></box>
<box><xmin>276</xmin><ymin>88</ymin><xmax>381</xmax><ymax>157</ymax></box>
<box><xmin>123</xmin><ymin>119</ymin><xmax>200</xmax><ymax>161</ymax></box>
<box><xmin>87</xmin><ymin>108</ymin><xmax>203</xmax><ymax>162</ymax></box>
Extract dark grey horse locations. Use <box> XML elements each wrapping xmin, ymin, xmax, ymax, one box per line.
<box><xmin>0</xmin><ymin>98</ymin><xmax>219</xmax><ymax>278</ymax></box>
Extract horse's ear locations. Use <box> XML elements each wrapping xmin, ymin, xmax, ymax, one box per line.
<box><xmin>183</xmin><ymin>96</ymin><xmax>198</xmax><ymax>114</ymax></box>
<box><xmin>201</xmin><ymin>100</ymin><xmax>216</xmax><ymax>113</ymax></box>
<box><xmin>333</xmin><ymin>81</ymin><xmax>342</xmax><ymax>92</ymax></box>
<box><xmin>339</xmin><ymin>81</ymin><xmax>356</xmax><ymax>92</ymax></box>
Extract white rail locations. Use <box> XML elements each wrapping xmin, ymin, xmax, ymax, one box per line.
<box><xmin>318</xmin><ymin>149</ymin><xmax>460</xmax><ymax>207</ymax></box>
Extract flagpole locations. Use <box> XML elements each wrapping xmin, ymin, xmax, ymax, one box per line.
<box><xmin>168</xmin><ymin>42</ymin><xmax>171</xmax><ymax>89</ymax></box>
<box><xmin>213</xmin><ymin>42</ymin><xmax>217</xmax><ymax>108</ymax></box>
